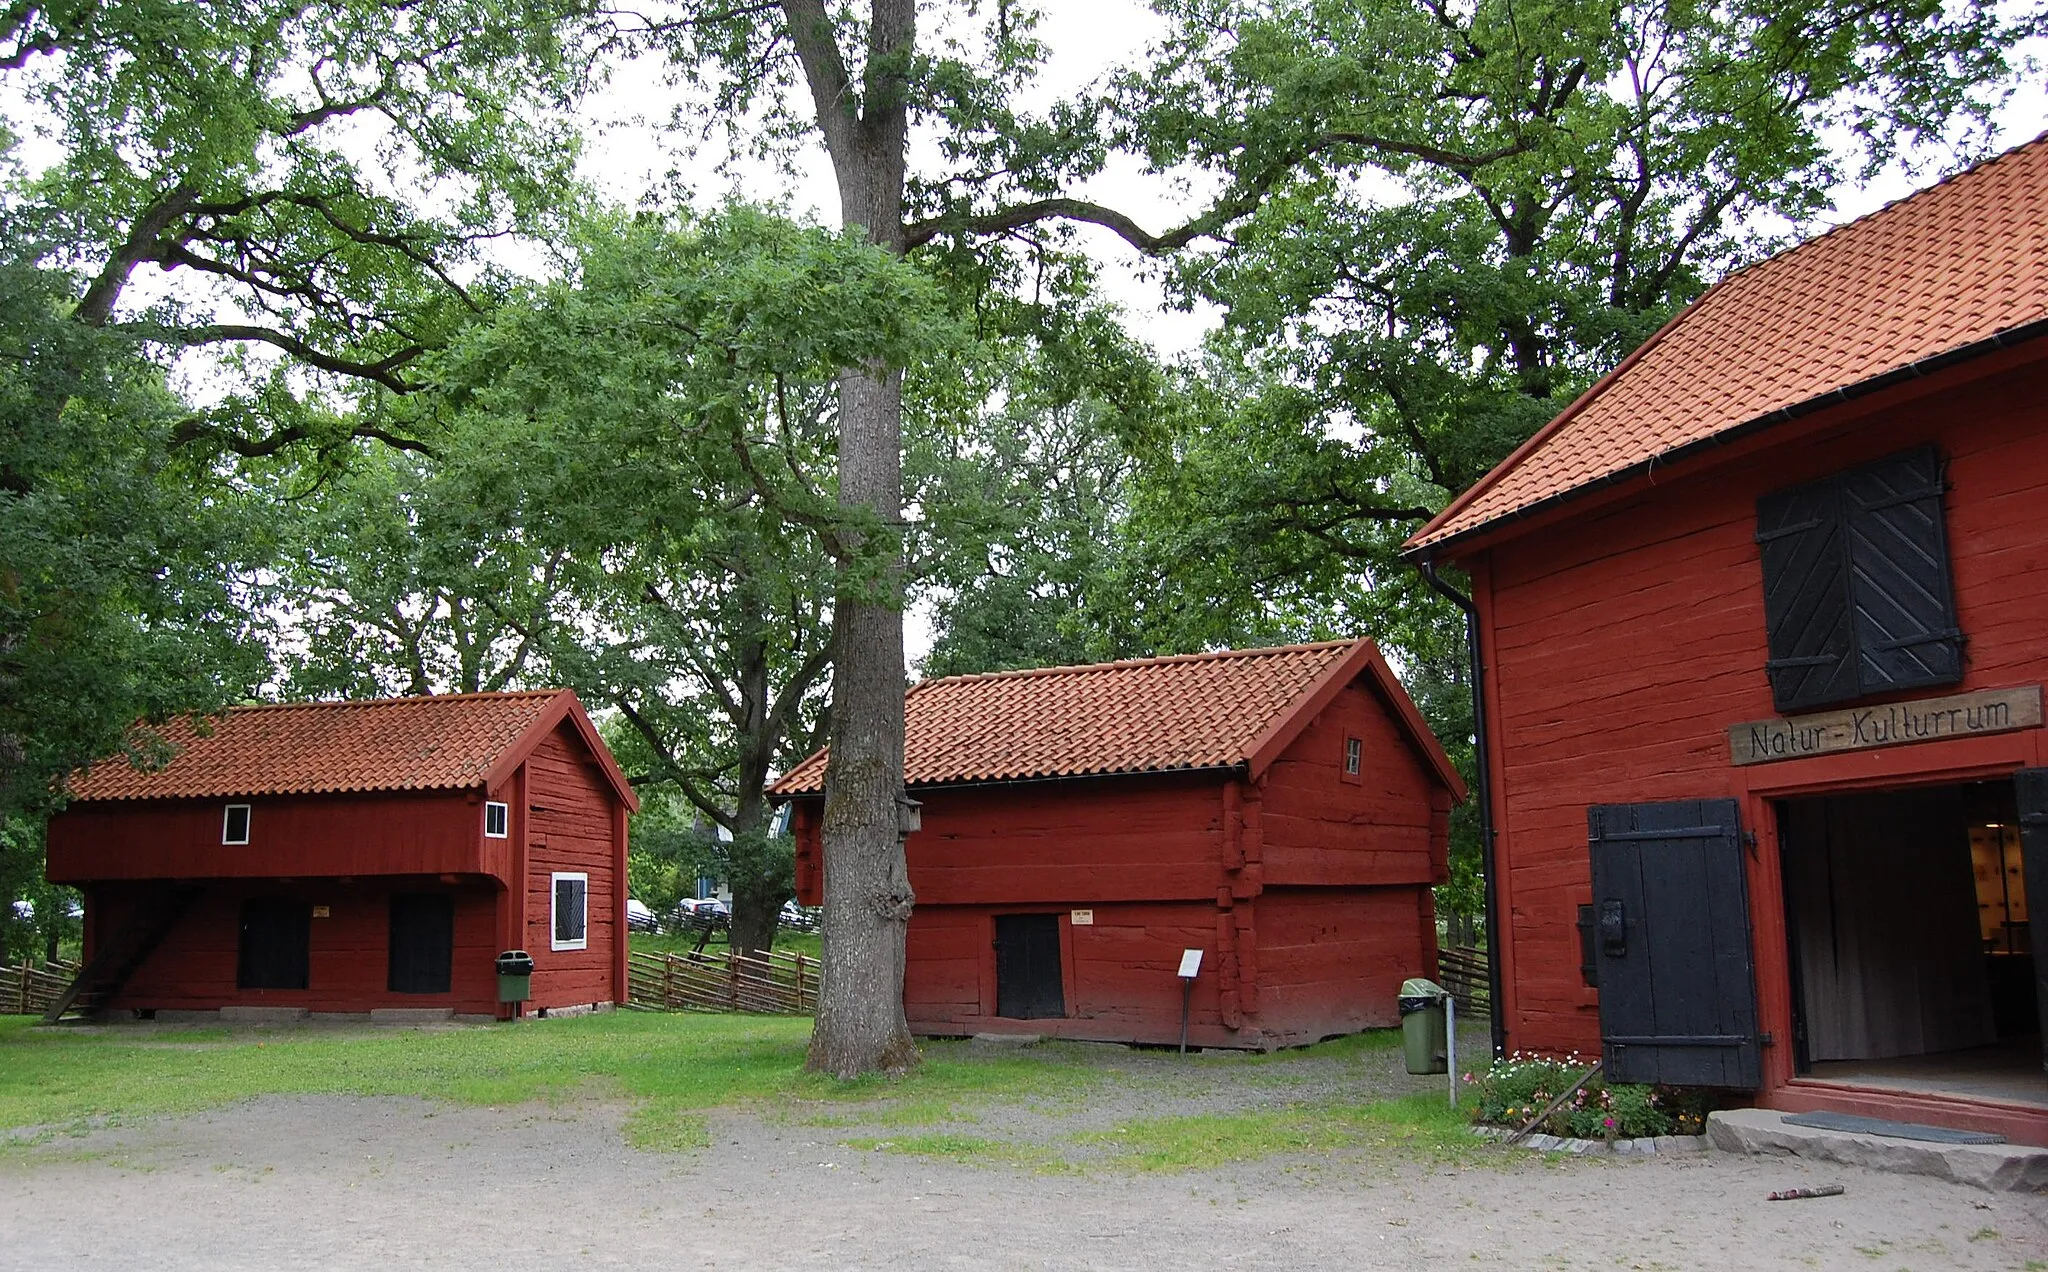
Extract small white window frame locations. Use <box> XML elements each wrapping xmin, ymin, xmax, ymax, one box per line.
<box><xmin>1343</xmin><ymin>737</ymin><xmax>1363</xmax><ymax>777</ymax></box>
<box><xmin>222</xmin><ymin>804</ymin><xmax>252</xmax><ymax>845</ymax></box>
<box><xmin>550</xmin><ymin>872</ymin><xmax>589</xmax><ymax>951</ymax></box>
<box><xmin>484</xmin><ymin>800</ymin><xmax>509</xmax><ymax>839</ymax></box>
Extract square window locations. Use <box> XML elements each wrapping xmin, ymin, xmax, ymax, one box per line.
<box><xmin>484</xmin><ymin>801</ymin><xmax>509</xmax><ymax>838</ymax></box>
<box><xmin>222</xmin><ymin>804</ymin><xmax>251</xmax><ymax>845</ymax></box>
<box><xmin>1343</xmin><ymin>737</ymin><xmax>1362</xmax><ymax>776</ymax></box>
<box><xmin>551</xmin><ymin>872</ymin><xmax>588</xmax><ymax>951</ymax></box>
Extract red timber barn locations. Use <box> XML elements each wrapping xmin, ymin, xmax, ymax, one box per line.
<box><xmin>1405</xmin><ymin>136</ymin><xmax>2048</xmax><ymax>1144</ymax></box>
<box><xmin>773</xmin><ymin>640</ymin><xmax>1466</xmax><ymax>1049</ymax></box>
<box><xmin>44</xmin><ymin>691</ymin><xmax>637</xmax><ymax>1021</ymax></box>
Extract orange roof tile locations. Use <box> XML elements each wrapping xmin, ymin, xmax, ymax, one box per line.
<box><xmin>66</xmin><ymin>690</ymin><xmax>635</xmax><ymax>806</ymax></box>
<box><xmin>1408</xmin><ymin>131</ymin><xmax>2048</xmax><ymax>554</ymax></box>
<box><xmin>772</xmin><ymin>639</ymin><xmax>1463</xmax><ymax>798</ymax></box>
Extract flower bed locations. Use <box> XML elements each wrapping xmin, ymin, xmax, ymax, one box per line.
<box><xmin>1466</xmin><ymin>1052</ymin><xmax>1712</xmax><ymax>1140</ymax></box>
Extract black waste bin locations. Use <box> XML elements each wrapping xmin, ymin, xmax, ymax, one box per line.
<box><xmin>496</xmin><ymin>950</ymin><xmax>535</xmax><ymax>1004</ymax></box>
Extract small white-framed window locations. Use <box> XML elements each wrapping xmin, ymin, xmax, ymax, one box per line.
<box><xmin>222</xmin><ymin>804</ymin><xmax>252</xmax><ymax>845</ymax></box>
<box><xmin>551</xmin><ymin>872</ymin><xmax>588</xmax><ymax>951</ymax></box>
<box><xmin>1343</xmin><ymin>737</ymin><xmax>1363</xmax><ymax>776</ymax></box>
<box><xmin>484</xmin><ymin>801</ymin><xmax>509</xmax><ymax>839</ymax></box>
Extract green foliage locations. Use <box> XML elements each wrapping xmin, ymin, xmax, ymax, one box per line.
<box><xmin>1467</xmin><ymin>1053</ymin><xmax>1710</xmax><ymax>1139</ymax></box>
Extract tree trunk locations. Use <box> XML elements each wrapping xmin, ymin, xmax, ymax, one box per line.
<box><xmin>784</xmin><ymin>0</ymin><xmax>920</xmax><ymax>1078</ymax></box>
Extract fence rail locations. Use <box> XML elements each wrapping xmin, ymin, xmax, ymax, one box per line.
<box><xmin>1436</xmin><ymin>945</ymin><xmax>1491</xmax><ymax>1013</ymax></box>
<box><xmin>1</xmin><ymin>959</ymin><xmax>79</xmax><ymax>1017</ymax></box>
<box><xmin>627</xmin><ymin>948</ymin><xmax>817</xmax><ymax>1015</ymax></box>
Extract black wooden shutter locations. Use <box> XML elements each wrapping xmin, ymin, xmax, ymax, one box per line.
<box><xmin>994</xmin><ymin>914</ymin><xmax>1065</xmax><ymax>1019</ymax></box>
<box><xmin>1757</xmin><ymin>479</ymin><xmax>1858</xmax><ymax>711</ymax></box>
<box><xmin>1840</xmin><ymin>448</ymin><xmax>1963</xmax><ymax>694</ymax></box>
<box><xmin>2015</xmin><ymin>769</ymin><xmax>2048</xmax><ymax>1075</ymax></box>
<box><xmin>1587</xmin><ymin>799</ymin><xmax>1761</xmax><ymax>1088</ymax></box>
<box><xmin>1757</xmin><ymin>446</ymin><xmax>1962</xmax><ymax>712</ymax></box>
<box><xmin>237</xmin><ymin>898</ymin><xmax>311</xmax><ymax>990</ymax></box>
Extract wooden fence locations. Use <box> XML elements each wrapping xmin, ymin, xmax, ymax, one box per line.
<box><xmin>1436</xmin><ymin>945</ymin><xmax>1491</xmax><ymax>1013</ymax></box>
<box><xmin>1</xmin><ymin>959</ymin><xmax>79</xmax><ymax>1017</ymax></box>
<box><xmin>627</xmin><ymin>948</ymin><xmax>817</xmax><ymax>1015</ymax></box>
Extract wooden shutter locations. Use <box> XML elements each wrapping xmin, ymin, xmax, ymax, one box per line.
<box><xmin>1841</xmin><ymin>447</ymin><xmax>1963</xmax><ymax>694</ymax></box>
<box><xmin>1587</xmin><ymin>799</ymin><xmax>1761</xmax><ymax>1088</ymax></box>
<box><xmin>1757</xmin><ymin>446</ymin><xmax>1962</xmax><ymax>712</ymax></box>
<box><xmin>1757</xmin><ymin>479</ymin><xmax>1858</xmax><ymax>711</ymax></box>
<box><xmin>388</xmin><ymin>893</ymin><xmax>454</xmax><ymax>994</ymax></box>
<box><xmin>2016</xmin><ymin>769</ymin><xmax>2048</xmax><ymax>1075</ymax></box>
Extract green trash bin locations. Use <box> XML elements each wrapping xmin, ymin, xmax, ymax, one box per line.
<box><xmin>496</xmin><ymin>950</ymin><xmax>535</xmax><ymax>1004</ymax></box>
<box><xmin>1399</xmin><ymin>977</ymin><xmax>1448</xmax><ymax>1075</ymax></box>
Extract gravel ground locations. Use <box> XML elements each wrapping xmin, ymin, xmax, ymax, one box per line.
<box><xmin>0</xmin><ymin>1026</ymin><xmax>2042</xmax><ymax>1270</ymax></box>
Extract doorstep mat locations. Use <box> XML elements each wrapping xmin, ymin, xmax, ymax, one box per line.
<box><xmin>1782</xmin><ymin>1111</ymin><xmax>2007</xmax><ymax>1145</ymax></box>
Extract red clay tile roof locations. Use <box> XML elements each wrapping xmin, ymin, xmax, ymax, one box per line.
<box><xmin>772</xmin><ymin>639</ymin><xmax>1463</xmax><ymax>797</ymax></box>
<box><xmin>1408</xmin><ymin>131</ymin><xmax>2048</xmax><ymax>554</ymax></box>
<box><xmin>66</xmin><ymin>690</ymin><xmax>621</xmax><ymax>802</ymax></box>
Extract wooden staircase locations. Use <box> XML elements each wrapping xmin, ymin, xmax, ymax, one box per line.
<box><xmin>40</xmin><ymin>884</ymin><xmax>203</xmax><ymax>1023</ymax></box>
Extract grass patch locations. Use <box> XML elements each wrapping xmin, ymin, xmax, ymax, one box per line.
<box><xmin>1076</xmin><ymin>1092</ymin><xmax>1489</xmax><ymax>1173</ymax></box>
<box><xmin>0</xmin><ymin>1013</ymin><xmax>1099</xmax><ymax>1153</ymax></box>
<box><xmin>842</xmin><ymin>1133</ymin><xmax>1069</xmax><ymax>1172</ymax></box>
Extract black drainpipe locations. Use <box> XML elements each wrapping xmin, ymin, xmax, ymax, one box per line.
<box><xmin>1417</xmin><ymin>559</ymin><xmax>1507</xmax><ymax>1061</ymax></box>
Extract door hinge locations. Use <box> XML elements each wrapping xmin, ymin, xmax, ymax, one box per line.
<box><xmin>1743</xmin><ymin>829</ymin><xmax>1759</xmax><ymax>861</ymax></box>
<box><xmin>1759</xmin><ymin>1031</ymin><xmax>1774</xmax><ymax>1047</ymax></box>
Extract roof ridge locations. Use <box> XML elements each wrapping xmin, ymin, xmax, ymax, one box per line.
<box><xmin>910</xmin><ymin>640</ymin><xmax>1359</xmax><ymax>691</ymax></box>
<box><xmin>225</xmin><ymin>689</ymin><xmax>566</xmax><ymax>713</ymax></box>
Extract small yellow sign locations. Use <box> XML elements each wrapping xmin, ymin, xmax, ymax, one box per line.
<box><xmin>1070</xmin><ymin>909</ymin><xmax>1094</xmax><ymax>926</ymax></box>
<box><xmin>311</xmin><ymin>905</ymin><xmax>331</xmax><ymax>918</ymax></box>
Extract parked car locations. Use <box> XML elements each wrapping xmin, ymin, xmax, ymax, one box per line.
<box><xmin>625</xmin><ymin>899</ymin><xmax>658</xmax><ymax>933</ymax></box>
<box><xmin>669</xmin><ymin>897</ymin><xmax>730</xmax><ymax>933</ymax></box>
<box><xmin>779</xmin><ymin>900</ymin><xmax>821</xmax><ymax>932</ymax></box>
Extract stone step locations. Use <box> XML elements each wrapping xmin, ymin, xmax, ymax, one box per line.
<box><xmin>1708</xmin><ymin>1108</ymin><xmax>2048</xmax><ymax>1193</ymax></box>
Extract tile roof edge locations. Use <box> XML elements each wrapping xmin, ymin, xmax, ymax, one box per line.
<box><xmin>220</xmin><ymin>689</ymin><xmax>567</xmax><ymax>712</ymax></box>
<box><xmin>1407</xmin><ymin>313</ymin><xmax>2048</xmax><ymax>560</ymax></box>
<box><xmin>1404</xmin><ymin>129</ymin><xmax>2048</xmax><ymax>558</ymax></box>
<box><xmin>909</xmin><ymin>639</ymin><xmax>1360</xmax><ymax>691</ymax></box>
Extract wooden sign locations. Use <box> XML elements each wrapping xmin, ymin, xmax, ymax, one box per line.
<box><xmin>1729</xmin><ymin>685</ymin><xmax>2043</xmax><ymax>766</ymax></box>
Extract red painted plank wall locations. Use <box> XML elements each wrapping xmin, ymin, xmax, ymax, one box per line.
<box><xmin>1471</xmin><ymin>353</ymin><xmax>2048</xmax><ymax>1058</ymax></box>
<box><xmin>96</xmin><ymin>878</ymin><xmax>501</xmax><ymax>1014</ymax></box>
<box><xmin>1260</xmin><ymin>681</ymin><xmax>1449</xmax><ymax>887</ymax></box>
<box><xmin>522</xmin><ymin>727</ymin><xmax>620</xmax><ymax>1009</ymax></box>
<box><xmin>903</xmin><ymin>900</ymin><xmax>1245</xmax><ymax>1047</ymax></box>
<box><xmin>1252</xmin><ymin>886</ymin><xmax>1435</xmax><ymax>1045</ymax></box>
<box><xmin>47</xmin><ymin>792</ymin><xmax>490</xmax><ymax>884</ymax></box>
<box><xmin>903</xmin><ymin>771</ymin><xmax>1228</xmax><ymax>906</ymax></box>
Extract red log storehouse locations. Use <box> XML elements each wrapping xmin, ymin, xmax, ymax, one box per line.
<box><xmin>773</xmin><ymin>640</ymin><xmax>1466</xmax><ymax>1049</ymax></box>
<box><xmin>1406</xmin><ymin>136</ymin><xmax>2048</xmax><ymax>1143</ymax></box>
<box><xmin>45</xmin><ymin>690</ymin><xmax>637</xmax><ymax>1021</ymax></box>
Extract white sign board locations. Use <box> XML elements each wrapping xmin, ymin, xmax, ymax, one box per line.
<box><xmin>1177</xmin><ymin>949</ymin><xmax>1203</xmax><ymax>980</ymax></box>
<box><xmin>1070</xmin><ymin>909</ymin><xmax>1094</xmax><ymax>926</ymax></box>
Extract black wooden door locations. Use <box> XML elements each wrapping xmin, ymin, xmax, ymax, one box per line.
<box><xmin>388</xmin><ymin>893</ymin><xmax>455</xmax><ymax>994</ymax></box>
<box><xmin>1588</xmin><ymin>800</ymin><xmax>1762</xmax><ymax>1087</ymax></box>
<box><xmin>237</xmin><ymin>898</ymin><xmax>311</xmax><ymax>990</ymax></box>
<box><xmin>2016</xmin><ymin>768</ymin><xmax>2048</xmax><ymax>1075</ymax></box>
<box><xmin>994</xmin><ymin>914</ymin><xmax>1065</xmax><ymax>1019</ymax></box>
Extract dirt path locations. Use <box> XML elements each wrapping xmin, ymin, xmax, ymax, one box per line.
<box><xmin>0</xmin><ymin>1028</ymin><xmax>2041</xmax><ymax>1269</ymax></box>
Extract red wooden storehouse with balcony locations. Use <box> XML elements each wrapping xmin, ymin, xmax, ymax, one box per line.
<box><xmin>1404</xmin><ymin>135</ymin><xmax>2048</xmax><ymax>1144</ymax></box>
<box><xmin>773</xmin><ymin>639</ymin><xmax>1465</xmax><ymax>1049</ymax></box>
<box><xmin>44</xmin><ymin>690</ymin><xmax>637</xmax><ymax>1022</ymax></box>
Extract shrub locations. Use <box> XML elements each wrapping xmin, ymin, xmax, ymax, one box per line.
<box><xmin>1466</xmin><ymin>1052</ymin><xmax>1710</xmax><ymax>1140</ymax></box>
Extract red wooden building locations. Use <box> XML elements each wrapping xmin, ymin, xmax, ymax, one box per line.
<box><xmin>1405</xmin><ymin>136</ymin><xmax>2048</xmax><ymax>1143</ymax></box>
<box><xmin>45</xmin><ymin>690</ymin><xmax>637</xmax><ymax>1022</ymax></box>
<box><xmin>773</xmin><ymin>639</ymin><xmax>1465</xmax><ymax>1049</ymax></box>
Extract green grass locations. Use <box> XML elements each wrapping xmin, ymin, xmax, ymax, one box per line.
<box><xmin>1074</xmin><ymin>1092</ymin><xmax>1486</xmax><ymax>1172</ymax></box>
<box><xmin>0</xmin><ymin>1013</ymin><xmax>1091</xmax><ymax>1150</ymax></box>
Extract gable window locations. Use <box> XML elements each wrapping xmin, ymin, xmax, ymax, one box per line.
<box><xmin>1756</xmin><ymin>445</ymin><xmax>1963</xmax><ymax>713</ymax></box>
<box><xmin>484</xmin><ymin>801</ymin><xmax>509</xmax><ymax>839</ymax></box>
<box><xmin>222</xmin><ymin>804</ymin><xmax>251</xmax><ymax>845</ymax></box>
<box><xmin>551</xmin><ymin>872</ymin><xmax>588</xmax><ymax>951</ymax></box>
<box><xmin>1343</xmin><ymin>737</ymin><xmax>1363</xmax><ymax>777</ymax></box>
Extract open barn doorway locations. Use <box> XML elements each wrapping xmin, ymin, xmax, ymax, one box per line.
<box><xmin>1776</xmin><ymin>780</ymin><xmax>2044</xmax><ymax>1109</ymax></box>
